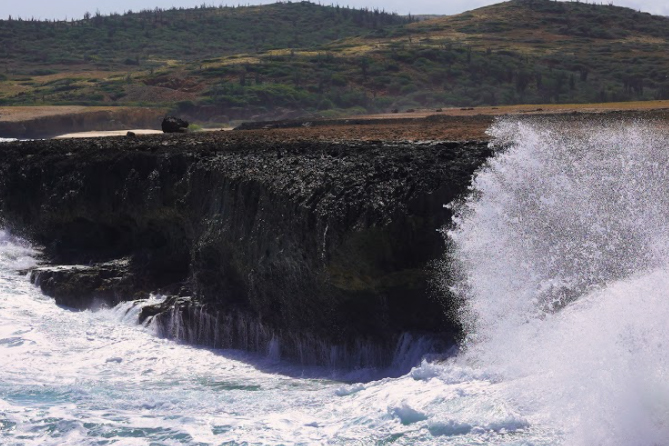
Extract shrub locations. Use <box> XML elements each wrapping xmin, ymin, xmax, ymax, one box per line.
<box><xmin>29</xmin><ymin>69</ymin><xmax>57</xmax><ymax>76</ymax></box>
<box><xmin>317</xmin><ymin>98</ymin><xmax>335</xmax><ymax>110</ymax></box>
<box><xmin>331</xmin><ymin>74</ymin><xmax>347</xmax><ymax>87</ymax></box>
<box><xmin>176</xmin><ymin>100</ymin><xmax>196</xmax><ymax>112</ymax></box>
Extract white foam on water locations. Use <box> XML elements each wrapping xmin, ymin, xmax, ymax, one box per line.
<box><xmin>0</xmin><ymin>230</ymin><xmax>546</xmax><ymax>445</ymax></box>
<box><xmin>446</xmin><ymin>119</ymin><xmax>669</xmax><ymax>445</ymax></box>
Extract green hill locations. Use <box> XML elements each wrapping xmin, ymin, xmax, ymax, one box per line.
<box><xmin>2</xmin><ymin>0</ymin><xmax>669</xmax><ymax>122</ymax></box>
<box><xmin>0</xmin><ymin>2</ymin><xmax>408</xmax><ymax>68</ymax></box>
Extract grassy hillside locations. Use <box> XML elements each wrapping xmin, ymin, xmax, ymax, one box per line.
<box><xmin>388</xmin><ymin>0</ymin><xmax>669</xmax><ymax>104</ymax></box>
<box><xmin>2</xmin><ymin>0</ymin><xmax>669</xmax><ymax>122</ymax></box>
<box><xmin>0</xmin><ymin>2</ymin><xmax>408</xmax><ymax>68</ymax></box>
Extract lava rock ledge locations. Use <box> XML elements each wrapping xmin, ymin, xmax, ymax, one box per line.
<box><xmin>0</xmin><ymin>132</ymin><xmax>494</xmax><ymax>368</ymax></box>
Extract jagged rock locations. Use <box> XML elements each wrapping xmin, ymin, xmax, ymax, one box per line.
<box><xmin>138</xmin><ymin>295</ymin><xmax>189</xmax><ymax>324</ymax></box>
<box><xmin>30</xmin><ymin>258</ymin><xmax>138</xmax><ymax>310</ymax></box>
<box><xmin>161</xmin><ymin>116</ymin><xmax>189</xmax><ymax>133</ymax></box>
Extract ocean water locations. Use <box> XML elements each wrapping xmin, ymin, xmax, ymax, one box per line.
<box><xmin>1</xmin><ymin>120</ymin><xmax>667</xmax><ymax>445</ymax></box>
<box><xmin>0</xmin><ymin>230</ymin><xmax>538</xmax><ymax>445</ymax></box>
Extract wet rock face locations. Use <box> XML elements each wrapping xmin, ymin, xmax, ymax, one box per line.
<box><xmin>0</xmin><ymin>132</ymin><xmax>493</xmax><ymax>362</ymax></box>
<box><xmin>30</xmin><ymin>259</ymin><xmax>137</xmax><ymax>310</ymax></box>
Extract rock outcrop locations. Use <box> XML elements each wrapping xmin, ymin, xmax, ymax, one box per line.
<box><xmin>30</xmin><ymin>259</ymin><xmax>138</xmax><ymax>310</ymax></box>
<box><xmin>161</xmin><ymin>116</ymin><xmax>189</xmax><ymax>133</ymax></box>
<box><xmin>0</xmin><ymin>132</ymin><xmax>493</xmax><ymax>367</ymax></box>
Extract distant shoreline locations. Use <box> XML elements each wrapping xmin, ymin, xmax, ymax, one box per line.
<box><xmin>3</xmin><ymin>101</ymin><xmax>669</xmax><ymax>141</ymax></box>
<box><xmin>54</xmin><ymin>129</ymin><xmax>163</xmax><ymax>139</ymax></box>
<box><xmin>0</xmin><ymin>106</ymin><xmax>166</xmax><ymax>140</ymax></box>
<box><xmin>54</xmin><ymin>127</ymin><xmax>233</xmax><ymax>139</ymax></box>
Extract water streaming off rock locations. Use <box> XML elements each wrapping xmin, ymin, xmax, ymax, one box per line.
<box><xmin>2</xmin><ymin>119</ymin><xmax>669</xmax><ymax>444</ymax></box>
<box><xmin>149</xmin><ymin>296</ymin><xmax>445</xmax><ymax>372</ymax></box>
<box><xmin>0</xmin><ymin>228</ymin><xmax>537</xmax><ymax>445</ymax></box>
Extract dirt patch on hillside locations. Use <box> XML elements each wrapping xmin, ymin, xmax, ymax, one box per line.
<box><xmin>0</xmin><ymin>106</ymin><xmax>126</xmax><ymax>122</ymax></box>
<box><xmin>122</xmin><ymin>85</ymin><xmax>197</xmax><ymax>103</ymax></box>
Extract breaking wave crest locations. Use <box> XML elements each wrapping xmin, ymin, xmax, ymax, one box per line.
<box><xmin>446</xmin><ymin>119</ymin><xmax>669</xmax><ymax>444</ymax></box>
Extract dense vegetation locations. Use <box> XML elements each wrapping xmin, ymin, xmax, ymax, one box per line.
<box><xmin>0</xmin><ymin>2</ymin><xmax>408</xmax><ymax>66</ymax></box>
<box><xmin>2</xmin><ymin>0</ymin><xmax>669</xmax><ymax>122</ymax></box>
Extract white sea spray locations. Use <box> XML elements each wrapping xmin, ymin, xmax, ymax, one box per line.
<box><xmin>447</xmin><ymin>119</ymin><xmax>669</xmax><ymax>445</ymax></box>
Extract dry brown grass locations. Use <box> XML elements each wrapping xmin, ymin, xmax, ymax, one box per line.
<box><xmin>0</xmin><ymin>106</ymin><xmax>145</xmax><ymax>122</ymax></box>
<box><xmin>356</xmin><ymin>100</ymin><xmax>669</xmax><ymax>120</ymax></box>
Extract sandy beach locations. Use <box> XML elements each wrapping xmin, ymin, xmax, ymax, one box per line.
<box><xmin>55</xmin><ymin>129</ymin><xmax>164</xmax><ymax>138</ymax></box>
<box><xmin>54</xmin><ymin>127</ymin><xmax>233</xmax><ymax>138</ymax></box>
<box><xmin>0</xmin><ymin>106</ymin><xmax>168</xmax><ymax>139</ymax></box>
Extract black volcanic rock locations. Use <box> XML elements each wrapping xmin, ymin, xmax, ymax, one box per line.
<box><xmin>161</xmin><ymin>116</ymin><xmax>189</xmax><ymax>133</ymax></box>
<box><xmin>0</xmin><ymin>132</ymin><xmax>494</xmax><ymax>366</ymax></box>
<box><xmin>30</xmin><ymin>259</ymin><xmax>138</xmax><ymax>310</ymax></box>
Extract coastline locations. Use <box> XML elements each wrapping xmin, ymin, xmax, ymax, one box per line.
<box><xmin>0</xmin><ymin>131</ymin><xmax>492</xmax><ymax>367</ymax></box>
<box><xmin>53</xmin><ymin>127</ymin><xmax>233</xmax><ymax>138</ymax></box>
<box><xmin>54</xmin><ymin>129</ymin><xmax>163</xmax><ymax>138</ymax></box>
<box><xmin>0</xmin><ymin>106</ymin><xmax>167</xmax><ymax>140</ymax></box>
<box><xmin>4</xmin><ymin>101</ymin><xmax>669</xmax><ymax>141</ymax></box>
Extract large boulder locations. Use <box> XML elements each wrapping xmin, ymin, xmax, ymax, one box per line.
<box><xmin>161</xmin><ymin>116</ymin><xmax>189</xmax><ymax>133</ymax></box>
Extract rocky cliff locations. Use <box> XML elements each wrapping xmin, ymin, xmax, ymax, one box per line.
<box><xmin>0</xmin><ymin>132</ymin><xmax>493</xmax><ymax>368</ymax></box>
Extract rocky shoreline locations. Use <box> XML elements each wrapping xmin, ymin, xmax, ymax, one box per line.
<box><xmin>0</xmin><ymin>130</ymin><xmax>494</xmax><ymax>368</ymax></box>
